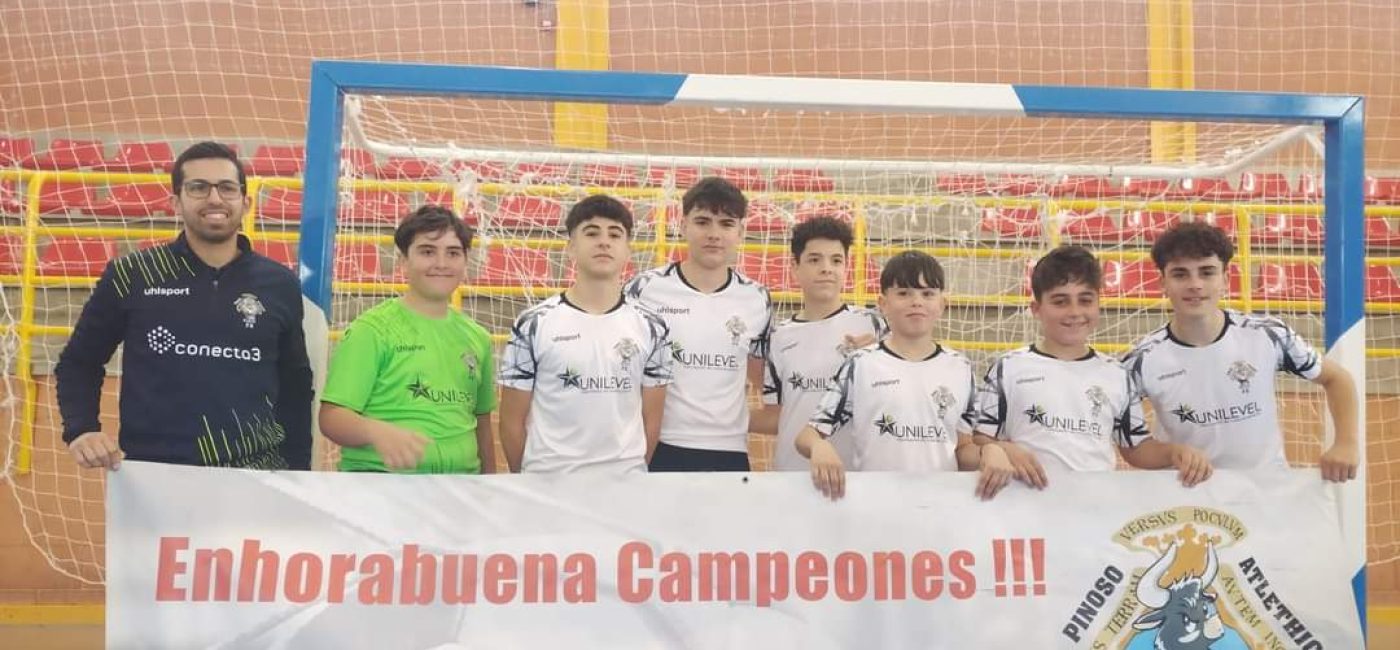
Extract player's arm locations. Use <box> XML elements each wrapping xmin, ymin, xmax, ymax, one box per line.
<box><xmin>275</xmin><ymin>290</ymin><xmax>314</xmax><ymax>470</ymax></box>
<box><xmin>642</xmin><ymin>386</ymin><xmax>666</xmax><ymax>461</ymax></box>
<box><xmin>798</xmin><ymin>356</ymin><xmax>855</xmax><ymax>500</ymax></box>
<box><xmin>750</xmin><ymin>356</ymin><xmax>781</xmax><ymax>435</ymax></box>
<box><xmin>1115</xmin><ymin>371</ymin><xmax>1211</xmax><ymax>486</ymax></box>
<box><xmin>55</xmin><ymin>263</ymin><xmax>127</xmax><ymax>470</ymax></box>
<box><xmin>472</xmin><ymin>340</ymin><xmax>499</xmax><ymax>474</ymax></box>
<box><xmin>971</xmin><ymin>359</ymin><xmax>1047</xmax><ymax>488</ymax></box>
<box><xmin>1313</xmin><ymin>358</ymin><xmax>1360</xmax><ymax>482</ymax></box>
<box><xmin>957</xmin><ymin>433</ymin><xmax>1014</xmax><ymax>500</ymax></box>
<box><xmin>318</xmin><ymin>403</ymin><xmax>429</xmax><ymax>470</ymax></box>
<box><xmin>796</xmin><ymin>424</ymin><xmax>845</xmax><ymax>500</ymax></box>
<box><xmin>319</xmin><ymin>322</ymin><xmax>428</xmax><ymax>471</ymax></box>
<box><xmin>497</xmin><ymin>388</ymin><xmax>530</xmax><ymax>472</ymax></box>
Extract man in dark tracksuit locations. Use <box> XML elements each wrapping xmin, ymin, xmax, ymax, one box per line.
<box><xmin>55</xmin><ymin>142</ymin><xmax>313</xmax><ymax>470</ymax></box>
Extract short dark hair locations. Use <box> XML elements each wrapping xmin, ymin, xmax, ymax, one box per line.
<box><xmin>565</xmin><ymin>194</ymin><xmax>634</xmax><ymax>235</ymax></box>
<box><xmin>879</xmin><ymin>250</ymin><xmax>946</xmax><ymax>292</ymax></box>
<box><xmin>1031</xmin><ymin>245</ymin><xmax>1103</xmax><ymax>300</ymax></box>
<box><xmin>790</xmin><ymin>216</ymin><xmax>854</xmax><ymax>259</ymax></box>
<box><xmin>394</xmin><ymin>204</ymin><xmax>475</xmax><ymax>255</ymax></box>
<box><xmin>1151</xmin><ymin>220</ymin><xmax>1235</xmax><ymax>270</ymax></box>
<box><xmin>171</xmin><ymin>141</ymin><xmax>247</xmax><ymax>196</ymax></box>
<box><xmin>681</xmin><ymin>176</ymin><xmax>747</xmax><ymax>220</ymax></box>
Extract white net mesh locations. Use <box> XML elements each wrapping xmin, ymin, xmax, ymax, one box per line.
<box><xmin>0</xmin><ymin>0</ymin><xmax>1396</xmax><ymax>604</ymax></box>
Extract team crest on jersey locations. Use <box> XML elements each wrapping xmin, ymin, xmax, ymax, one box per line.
<box><xmin>1085</xmin><ymin>385</ymin><xmax>1108</xmax><ymax>418</ymax></box>
<box><xmin>462</xmin><ymin>351</ymin><xmax>478</xmax><ymax>376</ymax></box>
<box><xmin>1226</xmin><ymin>361</ymin><xmax>1257</xmax><ymax>394</ymax></box>
<box><xmin>932</xmin><ymin>385</ymin><xmax>956</xmax><ymax>419</ymax></box>
<box><xmin>725</xmin><ymin>315</ymin><xmax>746</xmax><ymax>346</ymax></box>
<box><xmin>233</xmin><ymin>293</ymin><xmax>265</xmax><ymax>329</ymax></box>
<box><xmin>614</xmin><ymin>337</ymin><xmax>639</xmax><ymax>367</ymax></box>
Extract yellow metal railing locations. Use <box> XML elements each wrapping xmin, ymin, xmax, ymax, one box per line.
<box><xmin>4</xmin><ymin>168</ymin><xmax>1400</xmax><ymax>472</ymax></box>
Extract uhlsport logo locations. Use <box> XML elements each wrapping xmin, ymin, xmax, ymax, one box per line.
<box><xmin>1063</xmin><ymin>507</ymin><xmax>1322</xmax><ymax>649</ymax></box>
<box><xmin>146</xmin><ymin>326</ymin><xmax>262</xmax><ymax>362</ymax></box>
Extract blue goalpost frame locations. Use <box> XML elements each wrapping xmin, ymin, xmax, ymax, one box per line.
<box><xmin>299</xmin><ymin>60</ymin><xmax>1369</xmax><ymax>631</ymax></box>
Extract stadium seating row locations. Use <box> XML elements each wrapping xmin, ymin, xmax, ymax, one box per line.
<box><xmin>0</xmin><ymin>235</ymin><xmax>1395</xmax><ymax>301</ymax></box>
<box><xmin>4</xmin><ymin>136</ymin><xmax>1399</xmax><ymax>202</ymax></box>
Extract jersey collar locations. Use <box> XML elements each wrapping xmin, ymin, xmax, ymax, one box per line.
<box><xmin>1165</xmin><ymin>311</ymin><xmax>1233</xmax><ymax>348</ymax></box>
<box><xmin>879</xmin><ymin>341</ymin><xmax>943</xmax><ymax>361</ymax></box>
<box><xmin>672</xmin><ymin>261</ymin><xmax>733</xmax><ymax>294</ymax></box>
<box><xmin>168</xmin><ymin>231</ymin><xmax>253</xmax><ymax>270</ymax></box>
<box><xmin>792</xmin><ymin>304</ymin><xmax>849</xmax><ymax>323</ymax></box>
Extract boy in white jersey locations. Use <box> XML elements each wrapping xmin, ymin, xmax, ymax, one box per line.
<box><xmin>753</xmin><ymin>216</ymin><xmax>884</xmax><ymax>470</ymax></box>
<box><xmin>625</xmin><ymin>177</ymin><xmax>773</xmax><ymax>471</ymax></box>
<box><xmin>974</xmin><ymin>245</ymin><xmax>1212</xmax><ymax>494</ymax></box>
<box><xmin>1124</xmin><ymin>222</ymin><xmax>1359</xmax><ymax>481</ymax></box>
<box><xmin>498</xmin><ymin>195</ymin><xmax>673</xmax><ymax>474</ymax></box>
<box><xmin>796</xmin><ymin>251</ymin><xmax>1015</xmax><ymax>500</ymax></box>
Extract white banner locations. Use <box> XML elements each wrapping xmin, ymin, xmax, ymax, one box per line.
<box><xmin>108</xmin><ymin>462</ymin><xmax>1361</xmax><ymax>650</ymax></box>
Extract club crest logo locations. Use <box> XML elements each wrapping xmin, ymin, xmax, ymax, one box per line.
<box><xmin>462</xmin><ymin>350</ymin><xmax>478</xmax><ymax>376</ymax></box>
<box><xmin>233</xmin><ymin>293</ymin><xmax>265</xmax><ymax>329</ymax></box>
<box><xmin>1086</xmin><ymin>385</ymin><xmax>1109</xmax><ymax>418</ymax></box>
<box><xmin>1226</xmin><ymin>361</ymin><xmax>1257</xmax><ymax>394</ymax></box>
<box><xmin>725</xmin><ymin>315</ymin><xmax>746</xmax><ymax>346</ymax></box>
<box><xmin>932</xmin><ymin>385</ymin><xmax>955</xmax><ymax>419</ymax></box>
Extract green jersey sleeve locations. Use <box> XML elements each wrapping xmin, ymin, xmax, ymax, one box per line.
<box><xmin>321</xmin><ymin>322</ymin><xmax>385</xmax><ymax>413</ymax></box>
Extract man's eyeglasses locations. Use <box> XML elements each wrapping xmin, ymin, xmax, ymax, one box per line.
<box><xmin>182</xmin><ymin>180</ymin><xmax>244</xmax><ymax>200</ymax></box>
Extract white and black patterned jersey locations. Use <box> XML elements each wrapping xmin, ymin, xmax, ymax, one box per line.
<box><xmin>974</xmin><ymin>346</ymin><xmax>1148</xmax><ymax>472</ymax></box>
<box><xmin>810</xmin><ymin>342</ymin><xmax>977</xmax><ymax>472</ymax></box>
<box><xmin>498</xmin><ymin>293</ymin><xmax>672</xmax><ymax>474</ymax></box>
<box><xmin>623</xmin><ymin>263</ymin><xmax>773</xmax><ymax>453</ymax></box>
<box><xmin>763</xmin><ymin>305</ymin><xmax>885</xmax><ymax>470</ymax></box>
<box><xmin>1123</xmin><ymin>310</ymin><xmax>1322</xmax><ymax>469</ymax></box>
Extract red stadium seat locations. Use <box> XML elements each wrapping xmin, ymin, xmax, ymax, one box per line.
<box><xmin>1367</xmin><ymin>218</ymin><xmax>1400</xmax><ymax>247</ymax></box>
<box><xmin>1250</xmin><ymin>213</ymin><xmax>1292</xmax><ymax>246</ymax></box>
<box><xmin>246</xmin><ymin>145</ymin><xmax>305</xmax><ymax>177</ymax></box>
<box><xmin>774</xmin><ymin>169</ymin><xmax>834</xmax><ymax>193</ymax></box>
<box><xmin>1286</xmin><ymin>215</ymin><xmax>1323</xmax><ymax>245</ymax></box>
<box><xmin>1121</xmin><ymin>210</ymin><xmax>1180</xmax><ymax>242</ymax></box>
<box><xmin>0</xmin><ymin>235</ymin><xmax>22</xmax><ymax>274</ymax></box>
<box><xmin>935</xmin><ymin>174</ymin><xmax>988</xmax><ymax>195</ymax></box>
<box><xmin>254</xmin><ymin>240</ymin><xmax>298</xmax><ymax>271</ymax></box>
<box><xmin>1195</xmin><ymin>212</ymin><xmax>1239</xmax><ymax>238</ymax></box>
<box><xmin>495</xmin><ymin>195</ymin><xmax>563</xmax><ymax>229</ymax></box>
<box><xmin>1121</xmin><ymin>177</ymin><xmax>1170</xmax><ymax>197</ymax></box>
<box><xmin>1366</xmin><ymin>177</ymin><xmax>1400</xmax><ymax>204</ymax></box>
<box><xmin>1049</xmin><ymin>176</ymin><xmax>1121</xmax><ymax>198</ymax></box>
<box><xmin>94</xmin><ymin>141</ymin><xmax>174</xmax><ymax>172</ymax></box>
<box><xmin>793</xmin><ymin>200</ymin><xmax>853</xmax><ymax>223</ymax></box>
<box><xmin>643</xmin><ymin>166</ymin><xmax>700</xmax><ymax>188</ymax></box>
<box><xmin>745</xmin><ymin>200</ymin><xmax>788</xmax><ymax>233</ymax></box>
<box><xmin>978</xmin><ymin>206</ymin><xmax>1041</xmax><ymax>239</ymax></box>
<box><xmin>1236</xmin><ymin>172</ymin><xmax>1292</xmax><ymax>200</ymax></box>
<box><xmin>1169</xmin><ymin>177</ymin><xmax>1234</xmax><ymax>200</ymax></box>
<box><xmin>1100</xmin><ymin>260</ymin><xmax>1162</xmax><ymax>298</ymax></box>
<box><xmin>338</xmin><ymin>148</ymin><xmax>375</xmax><ymax>177</ymax></box>
<box><xmin>259</xmin><ymin>187</ymin><xmax>303</xmax><ymax>223</ymax></box>
<box><xmin>29</xmin><ymin>139</ymin><xmax>105</xmax><ymax>170</ymax></box>
<box><xmin>37</xmin><ymin>181</ymin><xmax>98</xmax><ymax>214</ymax></box>
<box><xmin>333</xmin><ymin>242</ymin><xmax>383</xmax><ymax>283</ymax></box>
<box><xmin>0</xmin><ymin>180</ymin><xmax>22</xmax><ymax>215</ymax></box>
<box><xmin>449</xmin><ymin>160</ymin><xmax>508</xmax><ymax>182</ymax></box>
<box><xmin>738</xmin><ymin>252</ymin><xmax>795</xmax><ymax>291</ymax></box>
<box><xmin>39</xmin><ymin>237</ymin><xmax>117</xmax><ymax>276</ymax></box>
<box><xmin>1294</xmin><ymin>174</ymin><xmax>1324</xmax><ymax>201</ymax></box>
<box><xmin>717</xmin><ymin>167</ymin><xmax>767</xmax><ymax>191</ymax></box>
<box><xmin>992</xmin><ymin>175</ymin><xmax>1046</xmax><ymax>196</ymax></box>
<box><xmin>376</xmin><ymin>156</ymin><xmax>441</xmax><ymax>180</ymax></box>
<box><xmin>1059</xmin><ymin>210</ymin><xmax>1124</xmax><ymax>243</ymax></box>
<box><xmin>339</xmin><ymin>189</ymin><xmax>409</xmax><ymax>226</ymax></box>
<box><xmin>581</xmin><ymin>164</ymin><xmax>639</xmax><ymax>187</ymax></box>
<box><xmin>475</xmin><ymin>246</ymin><xmax>551</xmax><ymax>286</ymax></box>
<box><xmin>88</xmin><ymin>183</ymin><xmax>172</xmax><ymax>218</ymax></box>
<box><xmin>1256</xmin><ymin>263</ymin><xmax>1322</xmax><ymax>301</ymax></box>
<box><xmin>514</xmin><ymin>163</ymin><xmax>569</xmax><ymax>184</ymax></box>
<box><xmin>0</xmin><ymin>137</ymin><xmax>35</xmax><ymax>168</ymax></box>
<box><xmin>1367</xmin><ymin>265</ymin><xmax>1400</xmax><ymax>302</ymax></box>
